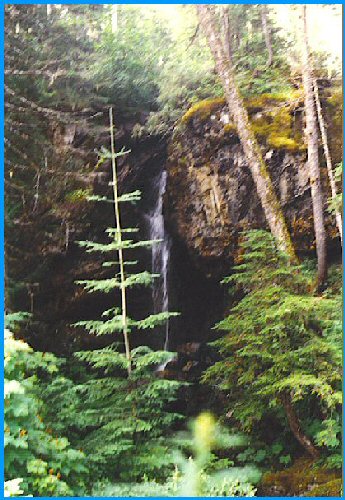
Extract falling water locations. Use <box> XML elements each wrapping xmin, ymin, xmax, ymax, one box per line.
<box><xmin>149</xmin><ymin>170</ymin><xmax>171</xmax><ymax>350</ymax></box>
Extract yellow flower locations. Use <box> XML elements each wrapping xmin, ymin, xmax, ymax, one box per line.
<box><xmin>194</xmin><ymin>412</ymin><xmax>216</xmax><ymax>454</ymax></box>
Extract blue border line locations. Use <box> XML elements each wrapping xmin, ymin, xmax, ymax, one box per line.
<box><xmin>2</xmin><ymin>2</ymin><xmax>344</xmax><ymax>500</ymax></box>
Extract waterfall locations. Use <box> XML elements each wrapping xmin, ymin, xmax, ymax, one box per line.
<box><xmin>149</xmin><ymin>170</ymin><xmax>171</xmax><ymax>350</ymax></box>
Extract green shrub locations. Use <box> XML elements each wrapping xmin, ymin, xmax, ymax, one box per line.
<box><xmin>4</xmin><ymin>329</ymin><xmax>88</xmax><ymax>496</ymax></box>
<box><xmin>92</xmin><ymin>412</ymin><xmax>259</xmax><ymax>497</ymax></box>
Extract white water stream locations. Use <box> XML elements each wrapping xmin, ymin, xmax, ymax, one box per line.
<box><xmin>148</xmin><ymin>170</ymin><xmax>171</xmax><ymax>351</ymax></box>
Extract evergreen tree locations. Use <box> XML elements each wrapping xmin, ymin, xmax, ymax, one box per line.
<box><xmin>66</xmin><ymin>109</ymin><xmax>181</xmax><ymax>481</ymax></box>
<box><xmin>203</xmin><ymin>230</ymin><xmax>341</xmax><ymax>461</ymax></box>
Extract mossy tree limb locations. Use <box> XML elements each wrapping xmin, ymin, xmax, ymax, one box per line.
<box><xmin>197</xmin><ymin>5</ymin><xmax>297</xmax><ymax>263</ymax></box>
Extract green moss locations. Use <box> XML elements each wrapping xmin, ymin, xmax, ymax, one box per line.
<box><xmin>246</xmin><ymin>90</ymin><xmax>303</xmax><ymax>110</ymax></box>
<box><xmin>65</xmin><ymin>189</ymin><xmax>91</xmax><ymax>203</ymax></box>
<box><xmin>268</xmin><ymin>135</ymin><xmax>301</xmax><ymax>151</ymax></box>
<box><xmin>223</xmin><ymin>123</ymin><xmax>236</xmax><ymax>133</ymax></box>
<box><xmin>181</xmin><ymin>92</ymin><xmax>305</xmax><ymax>151</ymax></box>
<box><xmin>261</xmin><ymin>457</ymin><xmax>341</xmax><ymax>496</ymax></box>
<box><xmin>251</xmin><ymin>105</ymin><xmax>305</xmax><ymax>151</ymax></box>
<box><xmin>181</xmin><ymin>98</ymin><xmax>226</xmax><ymax>124</ymax></box>
<box><xmin>306</xmin><ymin>478</ymin><xmax>342</xmax><ymax>497</ymax></box>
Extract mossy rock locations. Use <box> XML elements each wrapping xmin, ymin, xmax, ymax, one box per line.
<box><xmin>181</xmin><ymin>97</ymin><xmax>226</xmax><ymax>124</ymax></box>
<box><xmin>180</xmin><ymin>92</ymin><xmax>305</xmax><ymax>152</ymax></box>
<box><xmin>260</xmin><ymin>457</ymin><xmax>342</xmax><ymax>496</ymax></box>
<box><xmin>326</xmin><ymin>86</ymin><xmax>343</xmax><ymax>164</ymax></box>
<box><xmin>223</xmin><ymin>123</ymin><xmax>237</xmax><ymax>134</ymax></box>
<box><xmin>246</xmin><ymin>90</ymin><xmax>303</xmax><ymax>111</ymax></box>
<box><xmin>250</xmin><ymin>103</ymin><xmax>305</xmax><ymax>152</ymax></box>
<box><xmin>305</xmin><ymin>478</ymin><xmax>342</xmax><ymax>497</ymax></box>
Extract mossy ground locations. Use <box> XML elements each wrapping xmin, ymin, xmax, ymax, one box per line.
<box><xmin>260</xmin><ymin>457</ymin><xmax>342</xmax><ymax>497</ymax></box>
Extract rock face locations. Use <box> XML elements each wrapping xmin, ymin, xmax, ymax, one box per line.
<box><xmin>7</xmin><ymin>88</ymin><xmax>342</xmax><ymax>352</ymax></box>
<box><xmin>6</xmin><ymin>110</ymin><xmax>166</xmax><ymax>353</ymax></box>
<box><xmin>165</xmin><ymin>93</ymin><xmax>341</xmax><ymax>278</ymax></box>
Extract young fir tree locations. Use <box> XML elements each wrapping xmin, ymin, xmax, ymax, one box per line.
<box><xmin>202</xmin><ymin>230</ymin><xmax>341</xmax><ymax>462</ymax></box>
<box><xmin>92</xmin><ymin>412</ymin><xmax>259</xmax><ymax>497</ymax></box>
<box><xmin>70</xmin><ymin>108</ymin><xmax>181</xmax><ymax>481</ymax></box>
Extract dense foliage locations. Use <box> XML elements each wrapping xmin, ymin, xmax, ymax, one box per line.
<box><xmin>91</xmin><ymin>412</ymin><xmax>259</xmax><ymax>497</ymax></box>
<box><xmin>42</xmin><ymin>138</ymin><xmax>183</xmax><ymax>486</ymax></box>
<box><xmin>203</xmin><ymin>231</ymin><xmax>342</xmax><ymax>466</ymax></box>
<box><xmin>4</xmin><ymin>324</ymin><xmax>88</xmax><ymax>496</ymax></box>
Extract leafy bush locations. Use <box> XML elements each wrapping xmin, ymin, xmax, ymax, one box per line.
<box><xmin>92</xmin><ymin>412</ymin><xmax>259</xmax><ymax>497</ymax></box>
<box><xmin>42</xmin><ymin>345</ymin><xmax>182</xmax><ymax>482</ymax></box>
<box><xmin>4</xmin><ymin>329</ymin><xmax>88</xmax><ymax>496</ymax></box>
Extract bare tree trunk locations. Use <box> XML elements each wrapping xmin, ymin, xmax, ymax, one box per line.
<box><xmin>111</xmin><ymin>4</ymin><xmax>118</xmax><ymax>33</ymax></box>
<box><xmin>221</xmin><ymin>6</ymin><xmax>233</xmax><ymax>62</ymax></box>
<box><xmin>197</xmin><ymin>5</ymin><xmax>297</xmax><ymax>262</ymax></box>
<box><xmin>280</xmin><ymin>392</ymin><xmax>320</xmax><ymax>459</ymax></box>
<box><xmin>260</xmin><ymin>5</ymin><xmax>273</xmax><ymax>67</ymax></box>
<box><xmin>313</xmin><ymin>79</ymin><xmax>342</xmax><ymax>243</ymax></box>
<box><xmin>109</xmin><ymin>107</ymin><xmax>131</xmax><ymax>375</ymax></box>
<box><xmin>301</xmin><ymin>6</ymin><xmax>327</xmax><ymax>291</ymax></box>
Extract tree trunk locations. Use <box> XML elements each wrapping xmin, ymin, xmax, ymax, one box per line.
<box><xmin>280</xmin><ymin>392</ymin><xmax>320</xmax><ymax>459</ymax></box>
<box><xmin>111</xmin><ymin>4</ymin><xmax>118</xmax><ymax>33</ymax></box>
<box><xmin>197</xmin><ymin>5</ymin><xmax>297</xmax><ymax>262</ymax></box>
<box><xmin>313</xmin><ymin>78</ymin><xmax>342</xmax><ymax>243</ymax></box>
<box><xmin>221</xmin><ymin>6</ymin><xmax>233</xmax><ymax>62</ymax></box>
<box><xmin>109</xmin><ymin>107</ymin><xmax>132</xmax><ymax>375</ymax></box>
<box><xmin>301</xmin><ymin>6</ymin><xmax>327</xmax><ymax>291</ymax></box>
<box><xmin>260</xmin><ymin>5</ymin><xmax>273</xmax><ymax>67</ymax></box>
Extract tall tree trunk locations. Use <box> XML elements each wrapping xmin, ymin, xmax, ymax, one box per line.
<box><xmin>300</xmin><ymin>6</ymin><xmax>327</xmax><ymax>291</ymax></box>
<box><xmin>280</xmin><ymin>392</ymin><xmax>320</xmax><ymax>459</ymax></box>
<box><xmin>313</xmin><ymin>78</ymin><xmax>342</xmax><ymax>243</ymax></box>
<box><xmin>197</xmin><ymin>5</ymin><xmax>297</xmax><ymax>262</ymax></box>
<box><xmin>109</xmin><ymin>107</ymin><xmax>131</xmax><ymax>375</ymax></box>
<box><xmin>221</xmin><ymin>6</ymin><xmax>233</xmax><ymax>62</ymax></box>
<box><xmin>111</xmin><ymin>4</ymin><xmax>118</xmax><ymax>33</ymax></box>
<box><xmin>260</xmin><ymin>5</ymin><xmax>273</xmax><ymax>67</ymax></box>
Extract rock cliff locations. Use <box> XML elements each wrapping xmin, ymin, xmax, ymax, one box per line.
<box><xmin>165</xmin><ymin>89</ymin><xmax>341</xmax><ymax>279</ymax></box>
<box><xmin>7</xmin><ymin>86</ymin><xmax>342</xmax><ymax>352</ymax></box>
